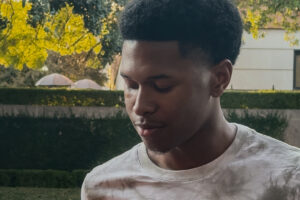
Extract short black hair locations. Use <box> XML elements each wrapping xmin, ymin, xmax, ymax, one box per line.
<box><xmin>120</xmin><ymin>0</ymin><xmax>243</xmax><ymax>65</ymax></box>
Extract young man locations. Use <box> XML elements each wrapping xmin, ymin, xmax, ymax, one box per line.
<box><xmin>82</xmin><ymin>0</ymin><xmax>300</xmax><ymax>199</ymax></box>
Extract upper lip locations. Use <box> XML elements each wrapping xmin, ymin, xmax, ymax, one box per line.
<box><xmin>134</xmin><ymin>122</ymin><xmax>165</xmax><ymax>129</ymax></box>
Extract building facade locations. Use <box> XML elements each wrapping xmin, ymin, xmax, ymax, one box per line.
<box><xmin>230</xmin><ymin>29</ymin><xmax>300</xmax><ymax>90</ymax></box>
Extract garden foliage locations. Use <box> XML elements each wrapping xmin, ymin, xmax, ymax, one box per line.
<box><xmin>226</xmin><ymin>110</ymin><xmax>288</xmax><ymax>141</ymax></box>
<box><xmin>0</xmin><ymin>110</ymin><xmax>289</xmax><ymax>188</ymax></box>
<box><xmin>0</xmin><ymin>110</ymin><xmax>289</xmax><ymax>171</ymax></box>
<box><xmin>1</xmin><ymin>88</ymin><xmax>300</xmax><ymax>109</ymax></box>
<box><xmin>221</xmin><ymin>90</ymin><xmax>300</xmax><ymax>109</ymax></box>
<box><xmin>0</xmin><ymin>114</ymin><xmax>139</xmax><ymax>170</ymax></box>
<box><xmin>0</xmin><ymin>0</ymin><xmax>122</xmax><ymax>70</ymax></box>
<box><xmin>0</xmin><ymin>88</ymin><xmax>124</xmax><ymax>107</ymax></box>
<box><xmin>0</xmin><ymin>89</ymin><xmax>292</xmax><ymax>187</ymax></box>
<box><xmin>0</xmin><ymin>169</ymin><xmax>87</xmax><ymax>188</ymax></box>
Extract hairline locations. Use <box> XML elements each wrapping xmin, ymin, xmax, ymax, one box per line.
<box><xmin>122</xmin><ymin>39</ymin><xmax>215</xmax><ymax>67</ymax></box>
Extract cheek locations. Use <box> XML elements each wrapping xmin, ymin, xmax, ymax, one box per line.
<box><xmin>157</xmin><ymin>93</ymin><xmax>186</xmax><ymax>116</ymax></box>
<box><xmin>124</xmin><ymin>92</ymin><xmax>134</xmax><ymax>114</ymax></box>
<box><xmin>156</xmin><ymin>90</ymin><xmax>192</xmax><ymax>121</ymax></box>
<box><xmin>163</xmin><ymin>86</ymin><xmax>210</xmax><ymax>124</ymax></box>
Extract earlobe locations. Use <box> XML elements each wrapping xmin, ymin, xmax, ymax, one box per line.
<box><xmin>210</xmin><ymin>59</ymin><xmax>232</xmax><ymax>97</ymax></box>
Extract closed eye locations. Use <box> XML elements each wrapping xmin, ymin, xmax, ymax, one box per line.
<box><xmin>124</xmin><ymin>79</ymin><xmax>139</xmax><ymax>90</ymax></box>
<box><xmin>153</xmin><ymin>84</ymin><xmax>173</xmax><ymax>93</ymax></box>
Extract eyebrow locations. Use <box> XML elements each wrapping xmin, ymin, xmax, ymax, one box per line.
<box><xmin>120</xmin><ymin>73</ymin><xmax>172</xmax><ymax>80</ymax></box>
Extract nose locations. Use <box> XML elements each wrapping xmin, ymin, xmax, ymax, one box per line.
<box><xmin>132</xmin><ymin>87</ymin><xmax>157</xmax><ymax>116</ymax></box>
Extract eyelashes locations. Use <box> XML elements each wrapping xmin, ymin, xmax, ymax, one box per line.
<box><xmin>125</xmin><ymin>79</ymin><xmax>173</xmax><ymax>93</ymax></box>
<box><xmin>152</xmin><ymin>84</ymin><xmax>173</xmax><ymax>93</ymax></box>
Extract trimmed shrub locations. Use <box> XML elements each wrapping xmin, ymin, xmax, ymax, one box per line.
<box><xmin>0</xmin><ymin>169</ymin><xmax>87</xmax><ymax>188</ymax></box>
<box><xmin>226</xmin><ymin>110</ymin><xmax>288</xmax><ymax>141</ymax></box>
<box><xmin>1</xmin><ymin>88</ymin><xmax>300</xmax><ymax>109</ymax></box>
<box><xmin>0</xmin><ymin>110</ymin><xmax>289</xmax><ymax>170</ymax></box>
<box><xmin>0</xmin><ymin>115</ymin><xmax>140</xmax><ymax>170</ymax></box>
<box><xmin>221</xmin><ymin>90</ymin><xmax>300</xmax><ymax>109</ymax></box>
<box><xmin>0</xmin><ymin>88</ymin><xmax>124</xmax><ymax>107</ymax></box>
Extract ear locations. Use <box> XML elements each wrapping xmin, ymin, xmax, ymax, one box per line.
<box><xmin>209</xmin><ymin>59</ymin><xmax>233</xmax><ymax>97</ymax></box>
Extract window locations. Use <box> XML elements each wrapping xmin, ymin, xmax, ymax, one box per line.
<box><xmin>294</xmin><ymin>50</ymin><xmax>300</xmax><ymax>89</ymax></box>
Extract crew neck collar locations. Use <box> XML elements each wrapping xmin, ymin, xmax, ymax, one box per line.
<box><xmin>138</xmin><ymin>123</ymin><xmax>243</xmax><ymax>182</ymax></box>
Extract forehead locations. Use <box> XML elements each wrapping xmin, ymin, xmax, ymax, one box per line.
<box><xmin>122</xmin><ymin>40</ymin><xmax>183</xmax><ymax>65</ymax></box>
<box><xmin>120</xmin><ymin>40</ymin><xmax>199</xmax><ymax>78</ymax></box>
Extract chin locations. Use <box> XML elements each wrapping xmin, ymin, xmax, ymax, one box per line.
<box><xmin>143</xmin><ymin>141</ymin><xmax>172</xmax><ymax>154</ymax></box>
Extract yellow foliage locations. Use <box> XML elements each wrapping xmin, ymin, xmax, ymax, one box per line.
<box><xmin>104</xmin><ymin>55</ymin><xmax>121</xmax><ymax>90</ymax></box>
<box><xmin>100</xmin><ymin>1</ymin><xmax>124</xmax><ymax>39</ymax></box>
<box><xmin>0</xmin><ymin>1</ymin><xmax>47</xmax><ymax>69</ymax></box>
<box><xmin>93</xmin><ymin>43</ymin><xmax>103</xmax><ymax>54</ymax></box>
<box><xmin>245</xmin><ymin>9</ymin><xmax>261</xmax><ymax>39</ymax></box>
<box><xmin>284</xmin><ymin>32</ymin><xmax>299</xmax><ymax>47</ymax></box>
<box><xmin>105</xmin><ymin>65</ymin><xmax>114</xmax><ymax>90</ymax></box>
<box><xmin>86</xmin><ymin>56</ymin><xmax>102</xmax><ymax>69</ymax></box>
<box><xmin>0</xmin><ymin>0</ymin><xmax>112</xmax><ymax>69</ymax></box>
<box><xmin>43</xmin><ymin>4</ymin><xmax>100</xmax><ymax>55</ymax></box>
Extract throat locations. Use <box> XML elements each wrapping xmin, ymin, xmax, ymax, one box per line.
<box><xmin>147</xmin><ymin>123</ymin><xmax>237</xmax><ymax>170</ymax></box>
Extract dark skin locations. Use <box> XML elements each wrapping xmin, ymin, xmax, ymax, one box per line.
<box><xmin>120</xmin><ymin>40</ymin><xmax>237</xmax><ymax>170</ymax></box>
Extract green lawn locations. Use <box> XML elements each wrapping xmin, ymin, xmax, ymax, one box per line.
<box><xmin>0</xmin><ymin>187</ymin><xmax>80</xmax><ymax>200</ymax></box>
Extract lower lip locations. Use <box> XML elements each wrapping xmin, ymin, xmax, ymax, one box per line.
<box><xmin>140</xmin><ymin>127</ymin><xmax>163</xmax><ymax>137</ymax></box>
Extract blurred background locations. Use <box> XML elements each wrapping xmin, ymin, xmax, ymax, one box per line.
<box><xmin>0</xmin><ymin>0</ymin><xmax>299</xmax><ymax>199</ymax></box>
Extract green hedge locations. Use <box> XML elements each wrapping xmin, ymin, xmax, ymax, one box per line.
<box><xmin>0</xmin><ymin>111</ymin><xmax>289</xmax><ymax>188</ymax></box>
<box><xmin>226</xmin><ymin>110</ymin><xmax>288</xmax><ymax>141</ymax></box>
<box><xmin>0</xmin><ymin>110</ymin><xmax>289</xmax><ymax>170</ymax></box>
<box><xmin>0</xmin><ymin>169</ymin><xmax>87</xmax><ymax>188</ymax></box>
<box><xmin>221</xmin><ymin>90</ymin><xmax>300</xmax><ymax>109</ymax></box>
<box><xmin>0</xmin><ymin>88</ymin><xmax>124</xmax><ymax>107</ymax></box>
<box><xmin>0</xmin><ymin>187</ymin><xmax>80</xmax><ymax>200</ymax></box>
<box><xmin>0</xmin><ymin>115</ymin><xmax>140</xmax><ymax>170</ymax></box>
<box><xmin>1</xmin><ymin>88</ymin><xmax>300</xmax><ymax>108</ymax></box>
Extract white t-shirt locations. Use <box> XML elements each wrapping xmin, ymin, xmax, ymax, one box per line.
<box><xmin>81</xmin><ymin>124</ymin><xmax>300</xmax><ymax>200</ymax></box>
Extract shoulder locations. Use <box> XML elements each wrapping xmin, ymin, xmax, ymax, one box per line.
<box><xmin>234</xmin><ymin>123</ymin><xmax>300</xmax><ymax>183</ymax></box>
<box><xmin>236</xmin><ymin>123</ymin><xmax>300</xmax><ymax>159</ymax></box>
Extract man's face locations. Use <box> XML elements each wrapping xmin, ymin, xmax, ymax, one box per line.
<box><xmin>120</xmin><ymin>41</ymin><xmax>214</xmax><ymax>153</ymax></box>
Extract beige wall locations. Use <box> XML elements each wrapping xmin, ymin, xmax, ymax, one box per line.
<box><xmin>230</xmin><ymin>29</ymin><xmax>300</xmax><ymax>90</ymax></box>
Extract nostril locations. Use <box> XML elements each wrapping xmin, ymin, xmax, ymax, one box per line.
<box><xmin>133</xmin><ymin>99</ymin><xmax>157</xmax><ymax>116</ymax></box>
<box><xmin>132</xmin><ymin>87</ymin><xmax>157</xmax><ymax>116</ymax></box>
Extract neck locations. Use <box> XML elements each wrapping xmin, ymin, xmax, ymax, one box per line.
<box><xmin>147</xmin><ymin>101</ymin><xmax>236</xmax><ymax>170</ymax></box>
